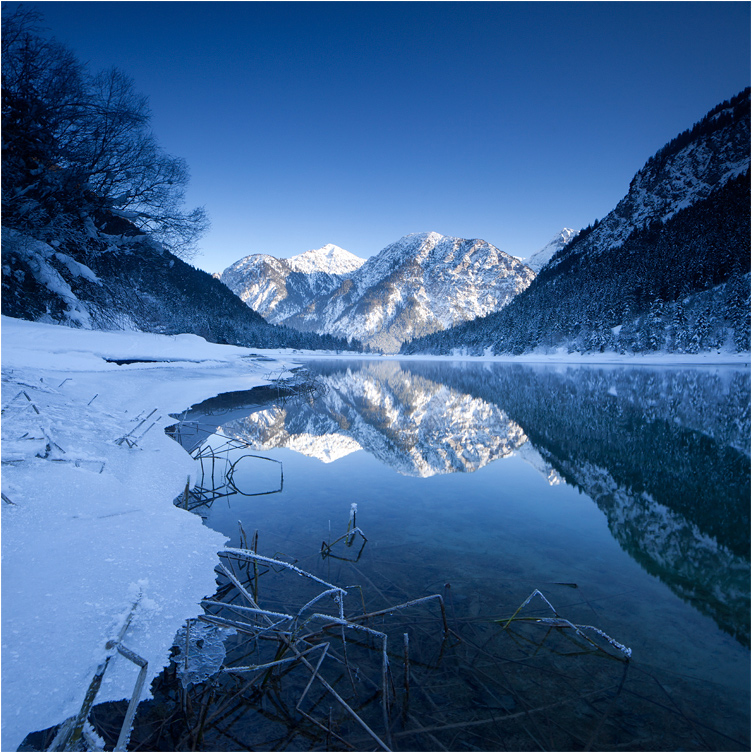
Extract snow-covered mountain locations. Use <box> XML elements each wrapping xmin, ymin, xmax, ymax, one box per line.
<box><xmin>222</xmin><ymin>232</ymin><xmax>534</xmax><ymax>352</ymax></box>
<box><xmin>523</xmin><ymin>228</ymin><xmax>576</xmax><ymax>273</ymax></box>
<box><xmin>0</xmin><ymin>224</ymin><xmax>359</xmax><ymax>351</ymax></box>
<box><xmin>219</xmin><ymin>244</ymin><xmax>366</xmax><ymax>326</ymax></box>
<box><xmin>310</xmin><ymin>232</ymin><xmax>534</xmax><ymax>352</ymax></box>
<box><xmin>286</xmin><ymin>243</ymin><xmax>365</xmax><ymax>275</ymax></box>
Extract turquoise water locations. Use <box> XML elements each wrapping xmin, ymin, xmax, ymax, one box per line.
<box><xmin>176</xmin><ymin>360</ymin><xmax>750</xmax><ymax>751</ymax></box>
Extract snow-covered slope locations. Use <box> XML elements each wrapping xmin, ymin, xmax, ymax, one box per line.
<box><xmin>313</xmin><ymin>232</ymin><xmax>534</xmax><ymax>352</ymax></box>
<box><xmin>524</xmin><ymin>228</ymin><xmax>576</xmax><ymax>273</ymax></box>
<box><xmin>0</xmin><ymin>316</ymin><xmax>302</xmax><ymax>751</ymax></box>
<box><xmin>548</xmin><ymin>90</ymin><xmax>750</xmax><ymax>271</ymax></box>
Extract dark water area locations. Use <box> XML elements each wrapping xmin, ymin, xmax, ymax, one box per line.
<box><xmin>169</xmin><ymin>359</ymin><xmax>750</xmax><ymax>751</ymax></box>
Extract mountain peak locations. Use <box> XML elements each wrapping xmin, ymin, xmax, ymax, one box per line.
<box><xmin>405</xmin><ymin>231</ymin><xmax>445</xmax><ymax>243</ymax></box>
<box><xmin>287</xmin><ymin>244</ymin><xmax>365</xmax><ymax>275</ymax></box>
<box><xmin>525</xmin><ymin>228</ymin><xmax>577</xmax><ymax>273</ymax></box>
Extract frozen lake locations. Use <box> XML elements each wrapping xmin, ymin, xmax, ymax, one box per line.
<box><xmin>171</xmin><ymin>359</ymin><xmax>750</xmax><ymax>751</ymax></box>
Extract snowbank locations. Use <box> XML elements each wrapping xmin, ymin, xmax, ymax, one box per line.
<box><xmin>0</xmin><ymin>316</ymin><xmax>301</xmax><ymax>751</ymax></box>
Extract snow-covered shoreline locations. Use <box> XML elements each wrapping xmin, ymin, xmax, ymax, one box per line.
<box><xmin>1</xmin><ymin>317</ymin><xmax>306</xmax><ymax>751</ymax></box>
<box><xmin>294</xmin><ymin>349</ymin><xmax>751</xmax><ymax>367</ymax></box>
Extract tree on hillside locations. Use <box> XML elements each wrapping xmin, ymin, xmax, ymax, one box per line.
<box><xmin>1</xmin><ymin>7</ymin><xmax>208</xmax><ymax>258</ymax></box>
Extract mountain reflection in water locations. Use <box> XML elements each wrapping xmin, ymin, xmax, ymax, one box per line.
<box><xmin>186</xmin><ymin>359</ymin><xmax>750</xmax><ymax>646</ymax></box>
<box><xmin>218</xmin><ymin>361</ymin><xmax>535</xmax><ymax>478</ymax></box>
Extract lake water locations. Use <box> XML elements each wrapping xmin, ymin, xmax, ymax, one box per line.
<box><xmin>170</xmin><ymin>359</ymin><xmax>750</xmax><ymax>751</ymax></box>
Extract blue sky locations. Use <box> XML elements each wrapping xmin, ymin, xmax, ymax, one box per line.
<box><xmin>19</xmin><ymin>1</ymin><xmax>752</xmax><ymax>273</ymax></box>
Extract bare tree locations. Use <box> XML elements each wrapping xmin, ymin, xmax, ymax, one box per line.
<box><xmin>2</xmin><ymin>7</ymin><xmax>208</xmax><ymax>258</ymax></box>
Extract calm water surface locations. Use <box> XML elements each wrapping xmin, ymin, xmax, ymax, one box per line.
<box><xmin>174</xmin><ymin>359</ymin><xmax>750</xmax><ymax>751</ymax></box>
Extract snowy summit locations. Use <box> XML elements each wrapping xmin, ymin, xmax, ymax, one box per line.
<box><xmin>286</xmin><ymin>244</ymin><xmax>366</xmax><ymax>276</ymax></box>
<box><xmin>523</xmin><ymin>228</ymin><xmax>577</xmax><ymax>273</ymax></box>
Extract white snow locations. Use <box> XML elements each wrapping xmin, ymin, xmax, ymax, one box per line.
<box><xmin>286</xmin><ymin>244</ymin><xmax>366</xmax><ymax>276</ymax></box>
<box><xmin>0</xmin><ymin>316</ymin><xmax>305</xmax><ymax>751</ymax></box>
<box><xmin>523</xmin><ymin>228</ymin><xmax>577</xmax><ymax>273</ymax></box>
<box><xmin>2</xmin><ymin>229</ymin><xmax>97</xmax><ymax>328</ymax></box>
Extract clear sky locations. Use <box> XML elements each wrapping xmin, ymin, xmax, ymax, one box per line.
<box><xmin>17</xmin><ymin>1</ymin><xmax>752</xmax><ymax>273</ymax></box>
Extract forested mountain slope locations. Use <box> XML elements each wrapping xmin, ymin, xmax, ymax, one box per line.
<box><xmin>1</xmin><ymin>227</ymin><xmax>355</xmax><ymax>350</ymax></box>
<box><xmin>402</xmin><ymin>89</ymin><xmax>751</xmax><ymax>356</ymax></box>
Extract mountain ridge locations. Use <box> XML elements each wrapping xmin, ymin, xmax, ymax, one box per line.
<box><xmin>221</xmin><ymin>231</ymin><xmax>536</xmax><ymax>352</ymax></box>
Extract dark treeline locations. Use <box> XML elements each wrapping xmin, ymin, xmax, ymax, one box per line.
<box><xmin>403</xmin><ymin>172</ymin><xmax>750</xmax><ymax>356</ymax></box>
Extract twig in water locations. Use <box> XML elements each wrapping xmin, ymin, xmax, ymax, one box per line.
<box><xmin>496</xmin><ymin>589</ymin><xmax>632</xmax><ymax>660</ymax></box>
<box><xmin>403</xmin><ymin>632</ymin><xmax>410</xmax><ymax>715</ymax></box>
<box><xmin>321</xmin><ymin>503</ymin><xmax>368</xmax><ymax>562</ymax></box>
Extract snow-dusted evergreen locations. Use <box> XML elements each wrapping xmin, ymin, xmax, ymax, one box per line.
<box><xmin>223</xmin><ymin>232</ymin><xmax>534</xmax><ymax>352</ymax></box>
<box><xmin>402</xmin><ymin>89</ymin><xmax>751</xmax><ymax>356</ymax></box>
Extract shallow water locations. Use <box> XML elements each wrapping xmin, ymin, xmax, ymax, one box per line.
<box><xmin>173</xmin><ymin>359</ymin><xmax>750</xmax><ymax>751</ymax></box>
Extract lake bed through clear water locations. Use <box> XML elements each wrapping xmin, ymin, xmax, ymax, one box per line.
<box><xmin>169</xmin><ymin>359</ymin><xmax>750</xmax><ymax>751</ymax></box>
